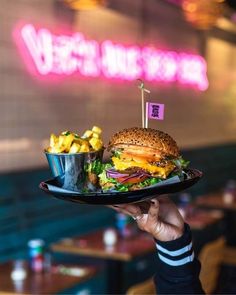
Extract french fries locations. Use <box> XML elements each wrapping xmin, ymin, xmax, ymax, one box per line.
<box><xmin>45</xmin><ymin>126</ymin><xmax>103</xmax><ymax>154</ymax></box>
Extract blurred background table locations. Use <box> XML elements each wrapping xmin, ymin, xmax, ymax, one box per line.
<box><xmin>185</xmin><ymin>207</ymin><xmax>224</xmax><ymax>254</ymax></box>
<box><xmin>196</xmin><ymin>192</ymin><xmax>236</xmax><ymax>270</ymax></box>
<box><xmin>51</xmin><ymin>229</ymin><xmax>156</xmax><ymax>294</ymax></box>
<box><xmin>0</xmin><ymin>261</ymin><xmax>96</xmax><ymax>295</ymax></box>
<box><xmin>196</xmin><ymin>192</ymin><xmax>236</xmax><ymax>246</ymax></box>
<box><xmin>186</xmin><ymin>208</ymin><xmax>224</xmax><ymax>230</ymax></box>
<box><xmin>196</xmin><ymin>193</ymin><xmax>236</xmax><ymax>211</ymax></box>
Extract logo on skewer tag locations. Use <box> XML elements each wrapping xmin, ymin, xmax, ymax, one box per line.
<box><xmin>146</xmin><ymin>102</ymin><xmax>165</xmax><ymax>120</ymax></box>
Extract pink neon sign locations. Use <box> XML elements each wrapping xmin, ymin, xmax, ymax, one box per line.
<box><xmin>17</xmin><ymin>24</ymin><xmax>208</xmax><ymax>91</ymax></box>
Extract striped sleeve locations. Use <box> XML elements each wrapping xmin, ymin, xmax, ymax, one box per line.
<box><xmin>156</xmin><ymin>235</ymin><xmax>194</xmax><ymax>267</ymax></box>
<box><xmin>154</xmin><ymin>224</ymin><xmax>205</xmax><ymax>294</ymax></box>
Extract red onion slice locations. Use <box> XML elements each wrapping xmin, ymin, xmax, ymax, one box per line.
<box><xmin>106</xmin><ymin>168</ymin><xmax>151</xmax><ymax>182</ymax></box>
<box><xmin>106</xmin><ymin>168</ymin><xmax>129</xmax><ymax>179</ymax></box>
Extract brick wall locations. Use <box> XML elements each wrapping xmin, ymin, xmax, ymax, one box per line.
<box><xmin>0</xmin><ymin>0</ymin><xmax>235</xmax><ymax>172</ymax></box>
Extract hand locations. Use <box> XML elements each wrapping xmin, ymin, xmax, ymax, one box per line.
<box><xmin>110</xmin><ymin>196</ymin><xmax>184</xmax><ymax>242</ymax></box>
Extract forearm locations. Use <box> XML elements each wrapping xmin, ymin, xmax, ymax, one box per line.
<box><xmin>154</xmin><ymin>224</ymin><xmax>205</xmax><ymax>294</ymax></box>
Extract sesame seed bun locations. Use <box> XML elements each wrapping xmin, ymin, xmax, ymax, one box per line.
<box><xmin>107</xmin><ymin>127</ymin><xmax>179</xmax><ymax>158</ymax></box>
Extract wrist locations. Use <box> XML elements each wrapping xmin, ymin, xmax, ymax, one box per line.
<box><xmin>153</xmin><ymin>223</ymin><xmax>184</xmax><ymax>242</ymax></box>
<box><xmin>172</xmin><ymin>224</ymin><xmax>185</xmax><ymax>240</ymax></box>
<box><xmin>155</xmin><ymin>223</ymin><xmax>194</xmax><ymax>267</ymax></box>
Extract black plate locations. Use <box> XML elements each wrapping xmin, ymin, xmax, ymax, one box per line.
<box><xmin>39</xmin><ymin>169</ymin><xmax>202</xmax><ymax>205</ymax></box>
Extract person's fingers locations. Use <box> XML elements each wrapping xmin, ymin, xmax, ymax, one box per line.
<box><xmin>138</xmin><ymin>202</ymin><xmax>151</xmax><ymax>213</ymax></box>
<box><xmin>157</xmin><ymin>197</ymin><xmax>184</xmax><ymax>229</ymax></box>
<box><xmin>107</xmin><ymin>205</ymin><xmax>123</xmax><ymax>213</ymax></box>
<box><xmin>151</xmin><ymin>198</ymin><xmax>158</xmax><ymax>205</ymax></box>
<box><xmin>133</xmin><ymin>201</ymin><xmax>156</xmax><ymax>227</ymax></box>
<box><xmin>157</xmin><ymin>195</ymin><xmax>171</xmax><ymax>203</ymax></box>
<box><xmin>107</xmin><ymin>205</ymin><xmax>118</xmax><ymax>209</ymax></box>
<box><xmin>146</xmin><ymin>199</ymin><xmax>160</xmax><ymax>228</ymax></box>
<box><xmin>114</xmin><ymin>204</ymin><xmax>142</xmax><ymax>218</ymax></box>
<box><xmin>135</xmin><ymin>214</ymin><xmax>148</xmax><ymax>230</ymax></box>
<box><xmin>107</xmin><ymin>204</ymin><xmax>134</xmax><ymax>211</ymax></box>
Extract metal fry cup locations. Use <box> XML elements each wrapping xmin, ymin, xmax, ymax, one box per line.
<box><xmin>45</xmin><ymin>149</ymin><xmax>104</xmax><ymax>192</ymax></box>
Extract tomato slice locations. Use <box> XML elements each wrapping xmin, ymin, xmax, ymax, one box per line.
<box><xmin>117</xmin><ymin>175</ymin><xmax>148</xmax><ymax>185</ymax></box>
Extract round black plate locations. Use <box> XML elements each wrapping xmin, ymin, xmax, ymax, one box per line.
<box><xmin>39</xmin><ymin>169</ymin><xmax>202</xmax><ymax>205</ymax></box>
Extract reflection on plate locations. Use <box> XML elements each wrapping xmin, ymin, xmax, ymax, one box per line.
<box><xmin>39</xmin><ymin>169</ymin><xmax>202</xmax><ymax>205</ymax></box>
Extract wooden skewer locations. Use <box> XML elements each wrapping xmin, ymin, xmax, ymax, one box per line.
<box><xmin>138</xmin><ymin>80</ymin><xmax>150</xmax><ymax>128</ymax></box>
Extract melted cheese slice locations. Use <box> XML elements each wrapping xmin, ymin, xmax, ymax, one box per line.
<box><xmin>112</xmin><ymin>157</ymin><xmax>175</xmax><ymax>178</ymax></box>
<box><xmin>121</xmin><ymin>152</ymin><xmax>160</xmax><ymax>163</ymax></box>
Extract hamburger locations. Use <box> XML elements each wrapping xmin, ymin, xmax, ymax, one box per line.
<box><xmin>98</xmin><ymin>127</ymin><xmax>189</xmax><ymax>192</ymax></box>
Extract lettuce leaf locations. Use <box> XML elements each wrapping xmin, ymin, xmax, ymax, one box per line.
<box><xmin>98</xmin><ymin>168</ymin><xmax>117</xmax><ymax>184</ymax></box>
<box><xmin>112</xmin><ymin>150</ymin><xmax>122</xmax><ymax>159</ymax></box>
<box><xmin>172</xmin><ymin>156</ymin><xmax>190</xmax><ymax>169</ymax></box>
<box><xmin>88</xmin><ymin>161</ymin><xmax>112</xmax><ymax>176</ymax></box>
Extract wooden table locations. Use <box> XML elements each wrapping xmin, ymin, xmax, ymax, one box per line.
<box><xmin>185</xmin><ymin>209</ymin><xmax>224</xmax><ymax>230</ymax></box>
<box><xmin>52</xmin><ymin>230</ymin><xmax>155</xmax><ymax>262</ymax></box>
<box><xmin>196</xmin><ymin>193</ymin><xmax>236</xmax><ymax>211</ymax></box>
<box><xmin>51</xmin><ymin>230</ymin><xmax>156</xmax><ymax>294</ymax></box>
<box><xmin>195</xmin><ymin>192</ymin><xmax>236</xmax><ymax>246</ymax></box>
<box><xmin>51</xmin><ymin>210</ymin><xmax>223</xmax><ymax>261</ymax></box>
<box><xmin>0</xmin><ymin>261</ymin><xmax>96</xmax><ymax>295</ymax></box>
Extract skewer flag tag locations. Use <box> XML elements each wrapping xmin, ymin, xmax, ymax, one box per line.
<box><xmin>146</xmin><ymin>102</ymin><xmax>165</xmax><ymax>120</ymax></box>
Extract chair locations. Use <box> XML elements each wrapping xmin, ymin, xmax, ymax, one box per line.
<box><xmin>198</xmin><ymin>236</ymin><xmax>226</xmax><ymax>294</ymax></box>
<box><xmin>222</xmin><ymin>246</ymin><xmax>236</xmax><ymax>266</ymax></box>
<box><xmin>126</xmin><ymin>277</ymin><xmax>156</xmax><ymax>295</ymax></box>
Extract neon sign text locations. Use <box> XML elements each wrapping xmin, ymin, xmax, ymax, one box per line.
<box><xmin>18</xmin><ymin>24</ymin><xmax>208</xmax><ymax>90</ymax></box>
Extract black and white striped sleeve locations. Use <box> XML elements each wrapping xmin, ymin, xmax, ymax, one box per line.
<box><xmin>154</xmin><ymin>224</ymin><xmax>205</xmax><ymax>294</ymax></box>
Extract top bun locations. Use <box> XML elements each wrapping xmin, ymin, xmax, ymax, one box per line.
<box><xmin>107</xmin><ymin>127</ymin><xmax>179</xmax><ymax>158</ymax></box>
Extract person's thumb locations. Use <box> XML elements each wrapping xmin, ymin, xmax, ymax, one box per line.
<box><xmin>136</xmin><ymin>199</ymin><xmax>160</xmax><ymax>232</ymax></box>
<box><xmin>147</xmin><ymin>199</ymin><xmax>159</xmax><ymax>224</ymax></box>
